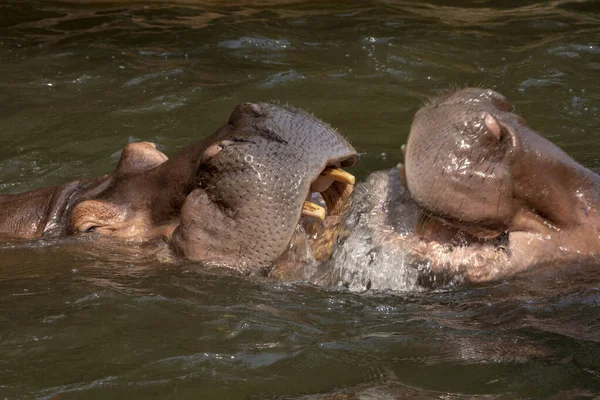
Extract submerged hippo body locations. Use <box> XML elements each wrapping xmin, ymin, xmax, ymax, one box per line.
<box><xmin>0</xmin><ymin>103</ymin><xmax>357</xmax><ymax>273</ymax></box>
<box><xmin>320</xmin><ymin>88</ymin><xmax>600</xmax><ymax>290</ymax></box>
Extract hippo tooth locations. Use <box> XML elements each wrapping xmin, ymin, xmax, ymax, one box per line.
<box><xmin>321</xmin><ymin>167</ymin><xmax>355</xmax><ymax>186</ymax></box>
<box><xmin>302</xmin><ymin>201</ymin><xmax>326</xmax><ymax>221</ymax></box>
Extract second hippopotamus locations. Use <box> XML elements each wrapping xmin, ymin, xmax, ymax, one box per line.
<box><xmin>319</xmin><ymin>88</ymin><xmax>600</xmax><ymax>289</ymax></box>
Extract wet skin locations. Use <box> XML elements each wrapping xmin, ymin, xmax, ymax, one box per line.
<box><xmin>401</xmin><ymin>88</ymin><xmax>600</xmax><ymax>283</ymax></box>
<box><xmin>0</xmin><ymin>103</ymin><xmax>357</xmax><ymax>274</ymax></box>
<box><xmin>3</xmin><ymin>91</ymin><xmax>598</xmax><ymax>286</ymax></box>
<box><xmin>311</xmin><ymin>88</ymin><xmax>600</xmax><ymax>289</ymax></box>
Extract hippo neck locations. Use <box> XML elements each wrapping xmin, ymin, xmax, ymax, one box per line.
<box><xmin>0</xmin><ymin>178</ymin><xmax>102</xmax><ymax>238</ymax></box>
<box><xmin>514</xmin><ymin>129</ymin><xmax>600</xmax><ymax>233</ymax></box>
<box><xmin>564</xmin><ymin>164</ymin><xmax>600</xmax><ymax>232</ymax></box>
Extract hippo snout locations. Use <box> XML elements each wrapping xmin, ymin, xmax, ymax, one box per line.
<box><xmin>170</xmin><ymin>102</ymin><xmax>357</xmax><ymax>272</ymax></box>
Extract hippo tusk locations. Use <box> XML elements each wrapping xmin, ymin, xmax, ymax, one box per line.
<box><xmin>320</xmin><ymin>167</ymin><xmax>355</xmax><ymax>186</ymax></box>
<box><xmin>305</xmin><ymin>168</ymin><xmax>354</xmax><ymax>220</ymax></box>
<box><xmin>302</xmin><ymin>201</ymin><xmax>326</xmax><ymax>221</ymax></box>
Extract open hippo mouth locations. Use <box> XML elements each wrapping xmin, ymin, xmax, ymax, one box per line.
<box><xmin>401</xmin><ymin>88</ymin><xmax>600</xmax><ymax>282</ymax></box>
<box><xmin>170</xmin><ymin>102</ymin><xmax>357</xmax><ymax>273</ymax></box>
<box><xmin>302</xmin><ymin>166</ymin><xmax>355</xmax><ymax>222</ymax></box>
<box><xmin>298</xmin><ymin>165</ymin><xmax>356</xmax><ymax>259</ymax></box>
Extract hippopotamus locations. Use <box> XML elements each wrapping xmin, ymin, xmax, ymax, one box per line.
<box><xmin>317</xmin><ymin>88</ymin><xmax>600</xmax><ymax>290</ymax></box>
<box><xmin>0</xmin><ymin>103</ymin><xmax>357</xmax><ymax>274</ymax></box>
<box><xmin>2</xmin><ymin>90</ymin><xmax>598</xmax><ymax>288</ymax></box>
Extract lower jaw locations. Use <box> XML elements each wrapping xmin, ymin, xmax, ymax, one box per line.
<box><xmin>267</xmin><ymin>214</ymin><xmax>346</xmax><ymax>280</ymax></box>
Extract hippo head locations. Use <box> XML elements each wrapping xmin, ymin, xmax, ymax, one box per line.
<box><xmin>403</xmin><ymin>88</ymin><xmax>600</xmax><ymax>281</ymax></box>
<box><xmin>61</xmin><ymin>103</ymin><xmax>356</xmax><ymax>273</ymax></box>
<box><xmin>168</xmin><ymin>103</ymin><xmax>357</xmax><ymax>272</ymax></box>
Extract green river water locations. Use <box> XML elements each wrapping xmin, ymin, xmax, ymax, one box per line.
<box><xmin>0</xmin><ymin>1</ymin><xmax>599</xmax><ymax>398</ymax></box>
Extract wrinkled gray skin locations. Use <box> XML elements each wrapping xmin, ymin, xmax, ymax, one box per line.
<box><xmin>171</xmin><ymin>103</ymin><xmax>356</xmax><ymax>271</ymax></box>
<box><xmin>0</xmin><ymin>103</ymin><xmax>357</xmax><ymax>273</ymax></box>
<box><xmin>318</xmin><ymin>88</ymin><xmax>600</xmax><ymax>290</ymax></box>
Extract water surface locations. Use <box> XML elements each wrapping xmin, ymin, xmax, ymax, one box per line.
<box><xmin>0</xmin><ymin>1</ymin><xmax>599</xmax><ymax>398</ymax></box>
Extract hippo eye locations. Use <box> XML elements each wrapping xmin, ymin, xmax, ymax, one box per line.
<box><xmin>76</xmin><ymin>221</ymin><xmax>99</xmax><ymax>233</ymax></box>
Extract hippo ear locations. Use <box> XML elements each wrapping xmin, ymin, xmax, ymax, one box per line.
<box><xmin>115</xmin><ymin>142</ymin><xmax>168</xmax><ymax>175</ymax></box>
<box><xmin>482</xmin><ymin>113</ymin><xmax>521</xmax><ymax>153</ymax></box>
<box><xmin>198</xmin><ymin>139</ymin><xmax>237</xmax><ymax>165</ymax></box>
<box><xmin>70</xmin><ymin>200</ymin><xmax>124</xmax><ymax>234</ymax></box>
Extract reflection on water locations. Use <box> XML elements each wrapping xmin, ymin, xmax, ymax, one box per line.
<box><xmin>0</xmin><ymin>1</ymin><xmax>599</xmax><ymax>398</ymax></box>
